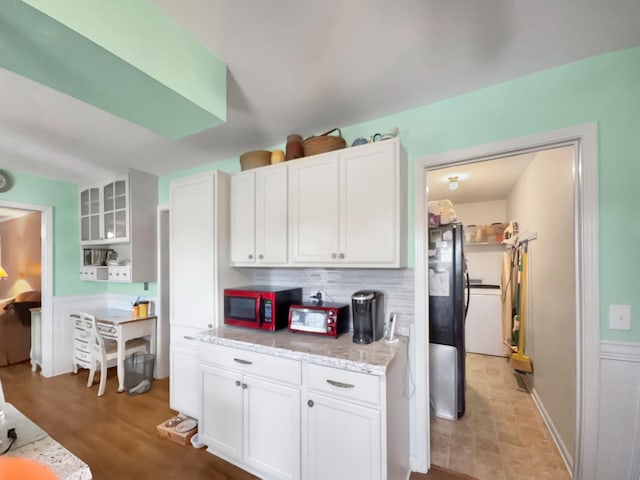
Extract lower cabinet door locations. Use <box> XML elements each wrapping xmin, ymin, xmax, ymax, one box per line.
<box><xmin>169</xmin><ymin>345</ymin><xmax>200</xmax><ymax>418</ymax></box>
<box><xmin>244</xmin><ymin>376</ymin><xmax>300</xmax><ymax>480</ymax></box>
<box><xmin>200</xmin><ymin>365</ymin><xmax>244</xmax><ymax>461</ymax></box>
<box><xmin>305</xmin><ymin>392</ymin><xmax>381</xmax><ymax>480</ymax></box>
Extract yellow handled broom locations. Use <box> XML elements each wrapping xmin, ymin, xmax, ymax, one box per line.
<box><xmin>510</xmin><ymin>242</ymin><xmax>533</xmax><ymax>373</ymax></box>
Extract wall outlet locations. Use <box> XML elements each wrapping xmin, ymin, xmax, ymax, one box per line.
<box><xmin>609</xmin><ymin>304</ymin><xmax>631</xmax><ymax>330</ymax></box>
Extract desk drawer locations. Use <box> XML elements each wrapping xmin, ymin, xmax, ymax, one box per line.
<box><xmin>199</xmin><ymin>343</ymin><xmax>301</xmax><ymax>386</ymax></box>
<box><xmin>307</xmin><ymin>363</ymin><xmax>380</xmax><ymax>406</ymax></box>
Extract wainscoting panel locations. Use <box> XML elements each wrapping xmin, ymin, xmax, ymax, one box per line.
<box><xmin>596</xmin><ymin>341</ymin><xmax>640</xmax><ymax>480</ymax></box>
<box><xmin>252</xmin><ymin>268</ymin><xmax>415</xmax><ymax>335</ymax></box>
<box><xmin>50</xmin><ymin>293</ymin><xmax>158</xmax><ymax>377</ymax></box>
<box><xmin>51</xmin><ymin>294</ymin><xmax>105</xmax><ymax>377</ymax></box>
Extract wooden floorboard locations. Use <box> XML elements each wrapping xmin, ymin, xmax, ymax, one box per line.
<box><xmin>0</xmin><ymin>361</ymin><xmax>473</xmax><ymax>480</ymax></box>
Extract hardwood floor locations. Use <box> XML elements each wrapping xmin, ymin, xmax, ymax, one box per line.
<box><xmin>0</xmin><ymin>361</ymin><xmax>473</xmax><ymax>480</ymax></box>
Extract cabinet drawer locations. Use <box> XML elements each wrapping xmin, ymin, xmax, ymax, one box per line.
<box><xmin>170</xmin><ymin>325</ymin><xmax>203</xmax><ymax>347</ymax></box>
<box><xmin>200</xmin><ymin>343</ymin><xmax>301</xmax><ymax>386</ymax></box>
<box><xmin>307</xmin><ymin>363</ymin><xmax>380</xmax><ymax>406</ymax></box>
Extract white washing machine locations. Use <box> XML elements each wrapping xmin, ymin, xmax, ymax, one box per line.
<box><xmin>465</xmin><ymin>286</ymin><xmax>506</xmax><ymax>356</ymax></box>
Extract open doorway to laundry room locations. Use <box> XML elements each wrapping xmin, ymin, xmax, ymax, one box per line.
<box><xmin>411</xmin><ymin>123</ymin><xmax>599</xmax><ymax>480</ymax></box>
<box><xmin>426</xmin><ymin>147</ymin><xmax>575</xmax><ymax>479</ymax></box>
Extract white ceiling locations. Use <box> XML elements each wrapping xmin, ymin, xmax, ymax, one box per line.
<box><xmin>427</xmin><ymin>152</ymin><xmax>536</xmax><ymax>205</ymax></box>
<box><xmin>2</xmin><ymin>0</ymin><xmax>640</xmax><ymax>185</ymax></box>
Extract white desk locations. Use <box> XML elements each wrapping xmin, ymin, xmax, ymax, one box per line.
<box><xmin>5</xmin><ymin>402</ymin><xmax>92</xmax><ymax>479</ymax></box>
<box><xmin>71</xmin><ymin>310</ymin><xmax>157</xmax><ymax>393</ymax></box>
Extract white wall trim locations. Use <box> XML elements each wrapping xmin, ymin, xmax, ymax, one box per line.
<box><xmin>531</xmin><ymin>387</ymin><xmax>573</xmax><ymax>473</ymax></box>
<box><xmin>413</xmin><ymin>123</ymin><xmax>599</xmax><ymax>477</ymax></box>
<box><xmin>601</xmin><ymin>341</ymin><xmax>640</xmax><ymax>362</ymax></box>
<box><xmin>597</xmin><ymin>340</ymin><xmax>640</xmax><ymax>479</ymax></box>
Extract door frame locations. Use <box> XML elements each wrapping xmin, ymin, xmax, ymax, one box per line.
<box><xmin>412</xmin><ymin>123</ymin><xmax>599</xmax><ymax>479</ymax></box>
<box><xmin>0</xmin><ymin>200</ymin><xmax>53</xmax><ymax>376</ymax></box>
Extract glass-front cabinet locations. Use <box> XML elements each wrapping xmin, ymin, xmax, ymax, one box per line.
<box><xmin>79</xmin><ymin>177</ymin><xmax>129</xmax><ymax>244</ymax></box>
<box><xmin>103</xmin><ymin>179</ymin><xmax>129</xmax><ymax>241</ymax></box>
<box><xmin>77</xmin><ymin>170</ymin><xmax>158</xmax><ymax>283</ymax></box>
<box><xmin>80</xmin><ymin>187</ymin><xmax>101</xmax><ymax>242</ymax></box>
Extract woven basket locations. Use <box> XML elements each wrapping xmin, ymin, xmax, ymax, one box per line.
<box><xmin>239</xmin><ymin>150</ymin><xmax>271</xmax><ymax>170</ymax></box>
<box><xmin>302</xmin><ymin>128</ymin><xmax>346</xmax><ymax>157</ymax></box>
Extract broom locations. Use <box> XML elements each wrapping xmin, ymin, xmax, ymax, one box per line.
<box><xmin>510</xmin><ymin>241</ymin><xmax>533</xmax><ymax>373</ymax></box>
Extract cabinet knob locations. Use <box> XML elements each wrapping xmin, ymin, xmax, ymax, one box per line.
<box><xmin>258</xmin><ymin>254</ymin><xmax>264</xmax><ymax>260</ymax></box>
<box><xmin>307</xmin><ymin>400</ymin><xmax>314</xmax><ymax>408</ymax></box>
<box><xmin>248</xmin><ymin>254</ymin><xmax>253</xmax><ymax>260</ymax></box>
<box><xmin>242</xmin><ymin>383</ymin><xmax>248</xmax><ymax>389</ymax></box>
<box><xmin>331</xmin><ymin>253</ymin><xmax>337</xmax><ymax>259</ymax></box>
<box><xmin>235</xmin><ymin>380</ymin><xmax>241</xmax><ymax>387</ymax></box>
<box><xmin>339</xmin><ymin>253</ymin><xmax>345</xmax><ymax>259</ymax></box>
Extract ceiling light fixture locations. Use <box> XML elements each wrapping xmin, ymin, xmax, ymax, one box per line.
<box><xmin>448</xmin><ymin>176</ymin><xmax>459</xmax><ymax>190</ymax></box>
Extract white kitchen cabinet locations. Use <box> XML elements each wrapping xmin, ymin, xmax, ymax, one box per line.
<box><xmin>303</xmin><ymin>364</ymin><xmax>382</xmax><ymax>480</ymax></box>
<box><xmin>305</xmin><ymin>392</ymin><xmax>381</xmax><ymax>480</ymax></box>
<box><xmin>288</xmin><ymin>154</ymin><xmax>341</xmax><ymax>264</ymax></box>
<box><xmin>79</xmin><ymin>186</ymin><xmax>101</xmax><ymax>243</ymax></box>
<box><xmin>198</xmin><ymin>334</ymin><xmax>409</xmax><ymax>480</ymax></box>
<box><xmin>302</xmin><ymin>358</ymin><xmax>408</xmax><ymax>480</ymax></box>
<box><xmin>168</xmin><ymin>171</ymin><xmax>249</xmax><ymax>418</ymax></box>
<box><xmin>231</xmin><ymin>164</ymin><xmax>288</xmax><ymax>266</ymax></box>
<box><xmin>169</xmin><ymin>343</ymin><xmax>201</xmax><ymax>419</ymax></box>
<box><xmin>78</xmin><ymin>169</ymin><xmax>157</xmax><ymax>282</ymax></box>
<box><xmin>199</xmin><ymin>343</ymin><xmax>301</xmax><ymax>480</ymax></box>
<box><xmin>288</xmin><ymin>139</ymin><xmax>407</xmax><ymax>267</ymax></box>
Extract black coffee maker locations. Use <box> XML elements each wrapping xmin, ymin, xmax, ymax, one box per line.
<box><xmin>351</xmin><ymin>290</ymin><xmax>385</xmax><ymax>344</ymax></box>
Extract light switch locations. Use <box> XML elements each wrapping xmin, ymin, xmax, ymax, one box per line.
<box><xmin>609</xmin><ymin>304</ymin><xmax>631</xmax><ymax>331</ymax></box>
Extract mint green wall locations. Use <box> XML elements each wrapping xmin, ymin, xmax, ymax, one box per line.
<box><xmin>160</xmin><ymin>46</ymin><xmax>640</xmax><ymax>343</ymax></box>
<box><xmin>0</xmin><ymin>172</ymin><xmax>103</xmax><ymax>296</ymax></box>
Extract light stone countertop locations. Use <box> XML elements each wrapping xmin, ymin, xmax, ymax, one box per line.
<box><xmin>198</xmin><ymin>326</ymin><xmax>406</xmax><ymax>375</ymax></box>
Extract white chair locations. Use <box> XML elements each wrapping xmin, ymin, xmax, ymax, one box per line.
<box><xmin>80</xmin><ymin>312</ymin><xmax>148</xmax><ymax>397</ymax></box>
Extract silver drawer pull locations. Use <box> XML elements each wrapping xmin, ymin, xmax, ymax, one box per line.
<box><xmin>183</xmin><ymin>336</ymin><xmax>198</xmax><ymax>341</ymax></box>
<box><xmin>326</xmin><ymin>379</ymin><xmax>355</xmax><ymax>389</ymax></box>
<box><xmin>233</xmin><ymin>358</ymin><xmax>252</xmax><ymax>365</ymax></box>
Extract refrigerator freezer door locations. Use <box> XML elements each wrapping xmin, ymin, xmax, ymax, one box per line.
<box><xmin>429</xmin><ymin>343</ymin><xmax>458</xmax><ymax>420</ymax></box>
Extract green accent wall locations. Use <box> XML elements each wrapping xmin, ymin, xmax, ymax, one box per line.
<box><xmin>4</xmin><ymin>46</ymin><xmax>637</xmax><ymax>342</ymax></box>
<box><xmin>0</xmin><ymin>172</ymin><xmax>102</xmax><ymax>296</ymax></box>
<box><xmin>2</xmin><ymin>0</ymin><xmax>226</xmax><ymax>139</ymax></box>
<box><xmin>160</xmin><ymin>46</ymin><xmax>640</xmax><ymax>343</ymax></box>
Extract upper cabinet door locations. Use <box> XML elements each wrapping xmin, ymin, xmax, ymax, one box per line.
<box><xmin>288</xmin><ymin>155</ymin><xmax>341</xmax><ymax>264</ymax></box>
<box><xmin>255</xmin><ymin>164</ymin><xmax>288</xmax><ymax>265</ymax></box>
<box><xmin>230</xmin><ymin>172</ymin><xmax>257</xmax><ymax>264</ymax></box>
<box><xmin>103</xmin><ymin>178</ymin><xmax>129</xmax><ymax>242</ymax></box>
<box><xmin>79</xmin><ymin>187</ymin><xmax>102</xmax><ymax>242</ymax></box>
<box><xmin>339</xmin><ymin>141</ymin><xmax>399</xmax><ymax>265</ymax></box>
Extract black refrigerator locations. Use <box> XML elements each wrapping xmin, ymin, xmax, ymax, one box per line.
<box><xmin>428</xmin><ymin>222</ymin><xmax>467</xmax><ymax>419</ymax></box>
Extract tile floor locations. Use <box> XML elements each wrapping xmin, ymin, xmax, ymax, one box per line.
<box><xmin>430</xmin><ymin>353</ymin><xmax>571</xmax><ymax>480</ymax></box>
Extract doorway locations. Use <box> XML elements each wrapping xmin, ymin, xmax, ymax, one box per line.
<box><xmin>0</xmin><ymin>200</ymin><xmax>53</xmax><ymax>376</ymax></box>
<box><xmin>412</xmin><ymin>124</ymin><xmax>600</xmax><ymax>479</ymax></box>
<box><xmin>426</xmin><ymin>146</ymin><xmax>574</xmax><ymax>479</ymax></box>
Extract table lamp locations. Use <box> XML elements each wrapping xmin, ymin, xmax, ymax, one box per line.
<box><xmin>0</xmin><ymin>266</ymin><xmax>6</xmax><ymax>298</ymax></box>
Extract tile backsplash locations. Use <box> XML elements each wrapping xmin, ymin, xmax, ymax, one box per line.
<box><xmin>252</xmin><ymin>268</ymin><xmax>415</xmax><ymax>336</ymax></box>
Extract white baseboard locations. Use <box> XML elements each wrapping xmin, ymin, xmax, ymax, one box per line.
<box><xmin>530</xmin><ymin>387</ymin><xmax>573</xmax><ymax>472</ymax></box>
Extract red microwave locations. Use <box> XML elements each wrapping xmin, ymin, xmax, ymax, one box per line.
<box><xmin>223</xmin><ymin>286</ymin><xmax>302</xmax><ymax>331</ymax></box>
